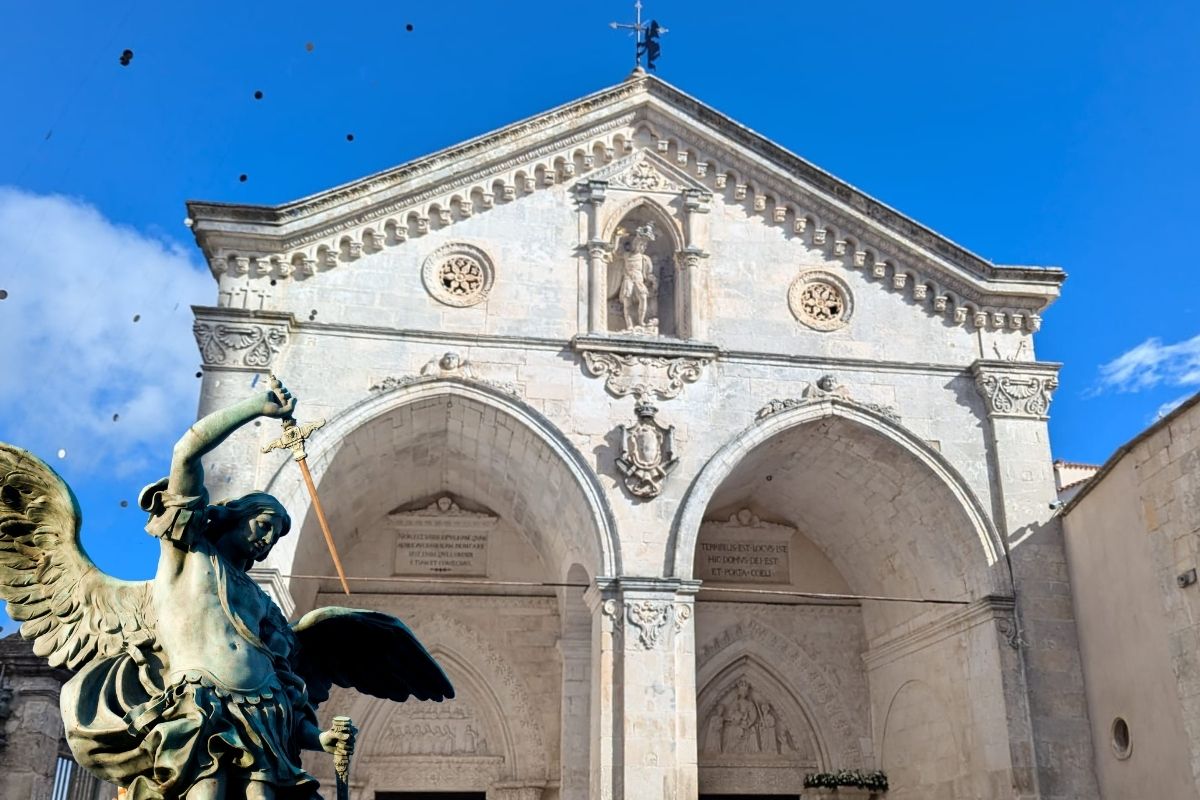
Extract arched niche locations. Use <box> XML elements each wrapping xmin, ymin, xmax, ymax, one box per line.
<box><xmin>314</xmin><ymin>614</ymin><xmax>552</xmax><ymax>795</ymax></box>
<box><xmin>260</xmin><ymin>378</ymin><xmax>620</xmax><ymax>610</ymax></box>
<box><xmin>880</xmin><ymin>680</ymin><xmax>966</xmax><ymax>800</ymax></box>
<box><xmin>697</xmin><ymin>655</ymin><xmax>823</xmax><ymax>797</ymax></box>
<box><xmin>600</xmin><ymin>197</ymin><xmax>685</xmax><ymax>337</ymax></box>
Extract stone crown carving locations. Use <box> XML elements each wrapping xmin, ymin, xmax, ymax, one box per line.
<box><xmin>192</xmin><ymin>75</ymin><xmax>1056</xmax><ymax>331</ymax></box>
<box><xmin>582</xmin><ymin>352</ymin><xmax>709</xmax><ymax>401</ymax></box>
<box><xmin>757</xmin><ymin>375</ymin><xmax>899</xmax><ymax>423</ymax></box>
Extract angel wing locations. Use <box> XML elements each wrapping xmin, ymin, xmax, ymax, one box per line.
<box><xmin>290</xmin><ymin>607</ymin><xmax>454</xmax><ymax>707</ymax></box>
<box><xmin>0</xmin><ymin>443</ymin><xmax>156</xmax><ymax>670</ymax></box>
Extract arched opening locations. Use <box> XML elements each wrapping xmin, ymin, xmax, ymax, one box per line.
<box><xmin>676</xmin><ymin>401</ymin><xmax>1007</xmax><ymax>798</ymax></box>
<box><xmin>602</xmin><ymin>198</ymin><xmax>685</xmax><ymax>337</ymax></box>
<box><xmin>262</xmin><ymin>380</ymin><xmax>618</xmax><ymax>799</ymax></box>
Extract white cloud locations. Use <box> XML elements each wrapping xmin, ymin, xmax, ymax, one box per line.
<box><xmin>1154</xmin><ymin>393</ymin><xmax>1196</xmax><ymax>421</ymax></box>
<box><xmin>0</xmin><ymin>187</ymin><xmax>213</xmax><ymax>475</ymax></box>
<box><xmin>1097</xmin><ymin>334</ymin><xmax>1200</xmax><ymax>394</ymax></box>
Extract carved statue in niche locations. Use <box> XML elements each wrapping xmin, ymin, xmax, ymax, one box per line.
<box><xmin>607</xmin><ymin>217</ymin><xmax>676</xmax><ymax>336</ymax></box>
<box><xmin>701</xmin><ymin>678</ymin><xmax>806</xmax><ymax>759</ymax></box>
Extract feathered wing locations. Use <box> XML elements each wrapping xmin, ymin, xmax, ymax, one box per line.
<box><xmin>290</xmin><ymin>607</ymin><xmax>454</xmax><ymax>707</ymax></box>
<box><xmin>0</xmin><ymin>443</ymin><xmax>155</xmax><ymax>670</ymax></box>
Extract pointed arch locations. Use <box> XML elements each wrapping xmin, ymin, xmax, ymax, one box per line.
<box><xmin>598</xmin><ymin>194</ymin><xmax>685</xmax><ymax>251</ymax></box>
<box><xmin>670</xmin><ymin>398</ymin><xmax>1004</xmax><ymax>591</ymax></box>
<box><xmin>261</xmin><ymin>377</ymin><xmax>620</xmax><ymax>599</ymax></box>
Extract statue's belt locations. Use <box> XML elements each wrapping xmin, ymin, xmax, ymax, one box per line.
<box><xmin>124</xmin><ymin>670</ymin><xmax>282</xmax><ymax>737</ymax></box>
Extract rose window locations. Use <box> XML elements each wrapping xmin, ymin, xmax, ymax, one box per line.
<box><xmin>422</xmin><ymin>243</ymin><xmax>495</xmax><ymax>307</ymax></box>
<box><xmin>788</xmin><ymin>270</ymin><xmax>853</xmax><ymax>331</ymax></box>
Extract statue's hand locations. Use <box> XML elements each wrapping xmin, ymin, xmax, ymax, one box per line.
<box><xmin>262</xmin><ymin>375</ymin><xmax>297</xmax><ymax>418</ymax></box>
<box><xmin>319</xmin><ymin>722</ymin><xmax>357</xmax><ymax>756</ymax></box>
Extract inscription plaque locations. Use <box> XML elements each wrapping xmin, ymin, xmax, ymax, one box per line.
<box><xmin>389</xmin><ymin>496</ymin><xmax>498</xmax><ymax>577</ymax></box>
<box><xmin>697</xmin><ymin>509</ymin><xmax>794</xmax><ymax>585</ymax></box>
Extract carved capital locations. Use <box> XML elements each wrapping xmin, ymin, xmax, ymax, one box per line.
<box><xmin>971</xmin><ymin>360</ymin><xmax>1060</xmax><ymax>419</ymax></box>
<box><xmin>193</xmin><ymin>318</ymin><xmax>289</xmax><ymax>369</ymax></box>
<box><xmin>626</xmin><ymin>601</ymin><xmax>671</xmax><ymax>650</ymax></box>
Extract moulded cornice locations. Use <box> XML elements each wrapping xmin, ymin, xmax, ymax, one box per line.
<box><xmin>187</xmin><ymin>73</ymin><xmax>1062</xmax><ymax>329</ymax></box>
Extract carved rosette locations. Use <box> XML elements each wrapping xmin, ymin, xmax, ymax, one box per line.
<box><xmin>582</xmin><ymin>352</ymin><xmax>710</xmax><ymax>401</ymax></box>
<box><xmin>193</xmin><ymin>321</ymin><xmax>288</xmax><ymax>369</ymax></box>
<box><xmin>788</xmin><ymin>270</ymin><xmax>853</xmax><ymax>331</ymax></box>
<box><xmin>422</xmin><ymin>243</ymin><xmax>495</xmax><ymax>307</ymax></box>
<box><xmin>616</xmin><ymin>402</ymin><xmax>679</xmax><ymax>499</ymax></box>
<box><xmin>972</xmin><ymin>362</ymin><xmax>1059</xmax><ymax>419</ymax></box>
<box><xmin>626</xmin><ymin>601</ymin><xmax>671</xmax><ymax>650</ymax></box>
<box><xmin>610</xmin><ymin>157</ymin><xmax>679</xmax><ymax>192</ymax></box>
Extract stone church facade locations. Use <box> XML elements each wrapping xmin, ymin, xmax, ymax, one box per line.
<box><xmin>179</xmin><ymin>72</ymin><xmax>1096</xmax><ymax>799</ymax></box>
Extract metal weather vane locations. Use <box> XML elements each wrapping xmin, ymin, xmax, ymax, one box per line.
<box><xmin>610</xmin><ymin>0</ymin><xmax>667</xmax><ymax>72</ymax></box>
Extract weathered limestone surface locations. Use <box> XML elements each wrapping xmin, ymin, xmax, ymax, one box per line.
<box><xmin>0</xmin><ymin>635</ymin><xmax>70</xmax><ymax>800</ymax></box>
<box><xmin>175</xmin><ymin>72</ymin><xmax>1098</xmax><ymax>799</ymax></box>
<box><xmin>1064</xmin><ymin>394</ymin><xmax>1200</xmax><ymax>800</ymax></box>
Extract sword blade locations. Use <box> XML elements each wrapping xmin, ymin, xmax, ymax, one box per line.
<box><xmin>297</xmin><ymin>458</ymin><xmax>352</xmax><ymax>595</ymax></box>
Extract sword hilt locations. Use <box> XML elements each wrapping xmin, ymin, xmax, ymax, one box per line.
<box><xmin>261</xmin><ymin>374</ymin><xmax>325</xmax><ymax>461</ymax></box>
<box><xmin>332</xmin><ymin>715</ymin><xmax>355</xmax><ymax>800</ymax></box>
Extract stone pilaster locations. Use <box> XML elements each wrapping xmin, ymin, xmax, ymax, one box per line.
<box><xmin>578</xmin><ymin>180</ymin><xmax>610</xmax><ymax>334</ymax></box>
<box><xmin>677</xmin><ymin>188</ymin><xmax>711</xmax><ymax>341</ymax></box>
<box><xmin>586</xmin><ymin>578</ymin><xmax>700</xmax><ymax>800</ymax></box>
<box><xmin>0</xmin><ymin>635</ymin><xmax>70</xmax><ymax>800</ymax></box>
<box><xmin>558</xmin><ymin>637</ymin><xmax>591</xmax><ymax>800</ymax></box>
<box><xmin>971</xmin><ymin>360</ymin><xmax>1100</xmax><ymax>799</ymax></box>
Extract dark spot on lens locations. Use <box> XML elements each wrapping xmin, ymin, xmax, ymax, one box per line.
<box><xmin>254</xmin><ymin>90</ymin><xmax>263</xmax><ymax>100</ymax></box>
<box><xmin>239</xmin><ymin>174</ymin><xmax>248</xmax><ymax>183</ymax></box>
<box><xmin>112</xmin><ymin>413</ymin><xmax>119</xmax><ymax>422</ymax></box>
<box><xmin>270</xmin><ymin>279</ymin><xmax>277</xmax><ymax>286</ymax></box>
<box><xmin>305</xmin><ymin>42</ymin><xmax>315</xmax><ymax>52</ymax></box>
<box><xmin>254</xmin><ymin>420</ymin><xmax>262</xmax><ymax>427</ymax></box>
<box><xmin>346</xmin><ymin>133</ymin><xmax>354</xmax><ymax>142</ymax></box>
<box><xmin>0</xmin><ymin>290</ymin><xmax>8</xmax><ymax>300</ymax></box>
<box><xmin>406</xmin><ymin>23</ymin><xmax>413</xmax><ymax>31</ymax></box>
<box><xmin>120</xmin><ymin>500</ymin><xmax>129</xmax><ymax>508</ymax></box>
<box><xmin>119</xmin><ymin>49</ymin><xmax>133</xmax><ymax>66</ymax></box>
<box><xmin>132</xmin><ymin>314</ymin><xmax>140</xmax><ymax>322</ymax></box>
<box><xmin>765</xmin><ymin>475</ymin><xmax>773</xmax><ymax>481</ymax></box>
<box><xmin>195</xmin><ymin>371</ymin><xmax>203</xmax><ymax>378</ymax></box>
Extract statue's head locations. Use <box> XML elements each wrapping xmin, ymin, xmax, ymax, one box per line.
<box><xmin>209</xmin><ymin>492</ymin><xmax>291</xmax><ymax>566</ymax></box>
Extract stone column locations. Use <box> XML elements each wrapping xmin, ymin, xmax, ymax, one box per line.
<box><xmin>586</xmin><ymin>578</ymin><xmax>700</xmax><ymax>800</ymax></box>
<box><xmin>578</xmin><ymin>180</ymin><xmax>610</xmax><ymax>334</ymax></box>
<box><xmin>971</xmin><ymin>360</ymin><xmax>1100</xmax><ymax>799</ymax></box>
<box><xmin>677</xmin><ymin>189</ymin><xmax>711</xmax><ymax>341</ymax></box>
<box><xmin>0</xmin><ymin>635</ymin><xmax>70</xmax><ymax>800</ymax></box>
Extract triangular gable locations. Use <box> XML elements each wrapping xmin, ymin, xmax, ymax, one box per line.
<box><xmin>188</xmin><ymin>72</ymin><xmax>1061</xmax><ymax>329</ymax></box>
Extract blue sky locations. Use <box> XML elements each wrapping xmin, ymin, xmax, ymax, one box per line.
<box><xmin>2</xmin><ymin>1</ymin><xmax>1199</xmax><ymax>614</ymax></box>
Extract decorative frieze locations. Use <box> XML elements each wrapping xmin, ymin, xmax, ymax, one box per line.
<box><xmin>369</xmin><ymin>352</ymin><xmax>521</xmax><ymax>398</ymax></box>
<box><xmin>757</xmin><ymin>375</ymin><xmax>899</xmax><ymax>423</ymax></box>
<box><xmin>193</xmin><ymin>320</ymin><xmax>288</xmax><ymax>369</ymax></box>
<box><xmin>972</xmin><ymin>360</ymin><xmax>1060</xmax><ymax>419</ymax></box>
<box><xmin>581</xmin><ymin>352</ymin><xmax>709</xmax><ymax>400</ymax></box>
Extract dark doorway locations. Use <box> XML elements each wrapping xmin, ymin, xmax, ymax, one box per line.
<box><xmin>376</xmin><ymin>794</ymin><xmax>486</xmax><ymax>800</ymax></box>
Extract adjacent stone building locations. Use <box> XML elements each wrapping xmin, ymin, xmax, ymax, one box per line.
<box><xmin>1062</xmin><ymin>392</ymin><xmax>1200</xmax><ymax>799</ymax></box>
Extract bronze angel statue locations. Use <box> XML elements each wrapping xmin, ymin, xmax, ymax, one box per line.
<box><xmin>0</xmin><ymin>378</ymin><xmax>453</xmax><ymax>799</ymax></box>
